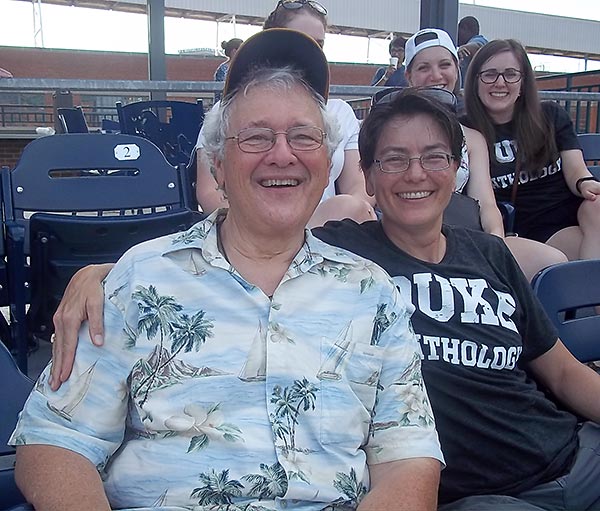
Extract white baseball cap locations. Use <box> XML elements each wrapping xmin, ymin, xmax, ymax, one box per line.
<box><xmin>405</xmin><ymin>28</ymin><xmax>459</xmax><ymax>69</ymax></box>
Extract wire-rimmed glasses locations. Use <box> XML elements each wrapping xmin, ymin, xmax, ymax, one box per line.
<box><xmin>478</xmin><ymin>68</ymin><xmax>522</xmax><ymax>84</ymax></box>
<box><xmin>225</xmin><ymin>126</ymin><xmax>326</xmax><ymax>153</ymax></box>
<box><xmin>374</xmin><ymin>152</ymin><xmax>454</xmax><ymax>173</ymax></box>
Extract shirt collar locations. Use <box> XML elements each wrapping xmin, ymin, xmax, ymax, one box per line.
<box><xmin>162</xmin><ymin>209</ymin><xmax>361</xmax><ymax>276</ymax></box>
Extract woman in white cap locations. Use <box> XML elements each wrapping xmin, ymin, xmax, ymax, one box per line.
<box><xmin>195</xmin><ymin>0</ymin><xmax>376</xmax><ymax>228</ymax></box>
<box><xmin>403</xmin><ymin>28</ymin><xmax>567</xmax><ymax>281</ymax></box>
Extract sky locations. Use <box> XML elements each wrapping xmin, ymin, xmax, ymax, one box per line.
<box><xmin>1</xmin><ymin>0</ymin><xmax>599</xmax><ymax>73</ymax></box>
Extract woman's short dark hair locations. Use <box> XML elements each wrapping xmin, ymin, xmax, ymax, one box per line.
<box><xmin>263</xmin><ymin>2</ymin><xmax>327</xmax><ymax>31</ymax></box>
<box><xmin>359</xmin><ymin>88</ymin><xmax>463</xmax><ymax>172</ymax></box>
<box><xmin>464</xmin><ymin>39</ymin><xmax>557</xmax><ymax>170</ymax></box>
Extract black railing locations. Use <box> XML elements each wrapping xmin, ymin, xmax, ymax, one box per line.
<box><xmin>0</xmin><ymin>78</ymin><xmax>599</xmax><ymax>134</ymax></box>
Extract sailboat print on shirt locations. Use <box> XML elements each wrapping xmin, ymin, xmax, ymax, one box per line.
<box><xmin>317</xmin><ymin>322</ymin><xmax>353</xmax><ymax>381</ymax></box>
<box><xmin>47</xmin><ymin>361</ymin><xmax>97</xmax><ymax>421</ymax></box>
<box><xmin>238</xmin><ymin>321</ymin><xmax>266</xmax><ymax>382</ymax></box>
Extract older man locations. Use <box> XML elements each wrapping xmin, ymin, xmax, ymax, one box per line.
<box><xmin>11</xmin><ymin>29</ymin><xmax>442</xmax><ymax>511</ymax></box>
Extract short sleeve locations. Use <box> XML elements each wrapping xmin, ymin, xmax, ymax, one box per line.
<box><xmin>543</xmin><ymin>101</ymin><xmax>581</xmax><ymax>153</ymax></box>
<box><xmin>195</xmin><ymin>101</ymin><xmax>221</xmax><ymax>150</ymax></box>
<box><xmin>330</xmin><ymin>99</ymin><xmax>360</xmax><ymax>150</ymax></box>
<box><xmin>363</xmin><ymin>282</ymin><xmax>444</xmax><ymax>466</ymax></box>
<box><xmin>9</xmin><ymin>273</ymin><xmax>137</xmax><ymax>467</ymax></box>
<box><xmin>371</xmin><ymin>67</ymin><xmax>385</xmax><ymax>86</ymax></box>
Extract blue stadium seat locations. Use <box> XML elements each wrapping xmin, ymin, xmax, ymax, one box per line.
<box><xmin>531</xmin><ymin>260</ymin><xmax>600</xmax><ymax>363</ymax></box>
<box><xmin>117</xmin><ymin>100</ymin><xmax>204</xmax><ymax>167</ymax></box>
<box><xmin>0</xmin><ymin>341</ymin><xmax>33</xmax><ymax>509</ymax></box>
<box><xmin>1</xmin><ymin>133</ymin><xmax>192</xmax><ymax>371</ymax></box>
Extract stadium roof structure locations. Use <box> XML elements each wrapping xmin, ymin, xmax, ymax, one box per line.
<box><xmin>18</xmin><ymin>0</ymin><xmax>600</xmax><ymax>61</ymax></box>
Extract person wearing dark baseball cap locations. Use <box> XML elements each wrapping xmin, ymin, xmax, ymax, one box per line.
<box><xmin>194</xmin><ymin>2</ymin><xmax>376</xmax><ymax>228</ymax></box>
<box><xmin>12</xmin><ymin>26</ymin><xmax>443</xmax><ymax>511</ymax></box>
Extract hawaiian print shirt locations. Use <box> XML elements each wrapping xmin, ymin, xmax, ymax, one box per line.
<box><xmin>11</xmin><ymin>211</ymin><xmax>442</xmax><ymax>511</ymax></box>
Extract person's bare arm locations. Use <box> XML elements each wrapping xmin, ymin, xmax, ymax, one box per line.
<box><xmin>463</xmin><ymin>126</ymin><xmax>505</xmax><ymax>236</ymax></box>
<box><xmin>50</xmin><ymin>263</ymin><xmax>112</xmax><ymax>390</ymax></box>
<box><xmin>196</xmin><ymin>148</ymin><xmax>228</xmax><ymax>212</ymax></box>
<box><xmin>358</xmin><ymin>458</ymin><xmax>441</xmax><ymax>511</ymax></box>
<box><xmin>457</xmin><ymin>41</ymin><xmax>484</xmax><ymax>60</ymax></box>
<box><xmin>335</xmin><ymin>149</ymin><xmax>376</xmax><ymax>206</ymax></box>
<box><xmin>528</xmin><ymin>339</ymin><xmax>600</xmax><ymax>423</ymax></box>
<box><xmin>16</xmin><ymin>445</ymin><xmax>111</xmax><ymax>511</ymax></box>
<box><xmin>560</xmin><ymin>149</ymin><xmax>600</xmax><ymax>201</ymax></box>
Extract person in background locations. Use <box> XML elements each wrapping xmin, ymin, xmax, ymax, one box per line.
<box><xmin>196</xmin><ymin>0</ymin><xmax>376</xmax><ymax>228</ymax></box>
<box><xmin>464</xmin><ymin>39</ymin><xmax>600</xmax><ymax>262</ymax></box>
<box><xmin>403</xmin><ymin>28</ymin><xmax>567</xmax><ymax>281</ymax></box>
<box><xmin>370</xmin><ymin>35</ymin><xmax>409</xmax><ymax>88</ymax></box>
<box><xmin>11</xmin><ymin>30</ymin><xmax>443</xmax><ymax>511</ymax></box>
<box><xmin>213</xmin><ymin>37</ymin><xmax>243</xmax><ymax>101</ymax></box>
<box><xmin>457</xmin><ymin>16</ymin><xmax>487</xmax><ymax>87</ymax></box>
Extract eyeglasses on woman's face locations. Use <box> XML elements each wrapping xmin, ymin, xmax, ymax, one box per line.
<box><xmin>277</xmin><ymin>0</ymin><xmax>328</xmax><ymax>15</ymax></box>
<box><xmin>225</xmin><ymin>126</ymin><xmax>326</xmax><ymax>153</ymax></box>
<box><xmin>478</xmin><ymin>68</ymin><xmax>522</xmax><ymax>84</ymax></box>
<box><xmin>374</xmin><ymin>152</ymin><xmax>454</xmax><ymax>173</ymax></box>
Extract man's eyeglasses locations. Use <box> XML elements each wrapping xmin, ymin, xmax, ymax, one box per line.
<box><xmin>478</xmin><ymin>68</ymin><xmax>522</xmax><ymax>84</ymax></box>
<box><xmin>277</xmin><ymin>0</ymin><xmax>328</xmax><ymax>15</ymax></box>
<box><xmin>374</xmin><ymin>152</ymin><xmax>454</xmax><ymax>173</ymax></box>
<box><xmin>371</xmin><ymin>87</ymin><xmax>458</xmax><ymax>113</ymax></box>
<box><xmin>225</xmin><ymin>126</ymin><xmax>326</xmax><ymax>153</ymax></box>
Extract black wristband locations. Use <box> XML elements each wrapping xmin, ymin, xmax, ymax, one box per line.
<box><xmin>575</xmin><ymin>176</ymin><xmax>598</xmax><ymax>196</ymax></box>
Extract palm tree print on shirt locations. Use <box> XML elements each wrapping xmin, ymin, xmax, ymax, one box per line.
<box><xmin>191</xmin><ymin>463</ymin><xmax>288</xmax><ymax>508</ymax></box>
<box><xmin>332</xmin><ymin>467</ymin><xmax>368</xmax><ymax>508</ymax></box>
<box><xmin>129</xmin><ymin>285</ymin><xmax>214</xmax><ymax>405</ymax></box>
<box><xmin>191</xmin><ymin>469</ymin><xmax>244</xmax><ymax>509</ymax></box>
<box><xmin>242</xmin><ymin>462</ymin><xmax>288</xmax><ymax>500</ymax></box>
<box><xmin>270</xmin><ymin>378</ymin><xmax>319</xmax><ymax>457</ymax></box>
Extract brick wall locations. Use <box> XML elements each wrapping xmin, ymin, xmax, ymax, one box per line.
<box><xmin>0</xmin><ymin>46</ymin><xmax>379</xmax><ymax>85</ymax></box>
<box><xmin>0</xmin><ymin>139</ymin><xmax>33</xmax><ymax>169</ymax></box>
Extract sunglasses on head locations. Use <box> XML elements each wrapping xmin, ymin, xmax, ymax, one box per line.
<box><xmin>277</xmin><ymin>0</ymin><xmax>328</xmax><ymax>15</ymax></box>
<box><xmin>371</xmin><ymin>87</ymin><xmax>458</xmax><ymax>113</ymax></box>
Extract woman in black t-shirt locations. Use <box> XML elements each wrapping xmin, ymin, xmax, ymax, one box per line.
<box><xmin>464</xmin><ymin>39</ymin><xmax>600</xmax><ymax>260</ymax></box>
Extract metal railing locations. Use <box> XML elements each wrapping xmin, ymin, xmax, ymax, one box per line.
<box><xmin>0</xmin><ymin>78</ymin><xmax>599</xmax><ymax>133</ymax></box>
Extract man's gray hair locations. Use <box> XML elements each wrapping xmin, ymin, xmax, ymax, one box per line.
<box><xmin>203</xmin><ymin>66</ymin><xmax>341</xmax><ymax>166</ymax></box>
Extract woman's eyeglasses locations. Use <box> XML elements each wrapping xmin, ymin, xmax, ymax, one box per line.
<box><xmin>277</xmin><ymin>0</ymin><xmax>328</xmax><ymax>15</ymax></box>
<box><xmin>375</xmin><ymin>153</ymin><xmax>454</xmax><ymax>173</ymax></box>
<box><xmin>371</xmin><ymin>87</ymin><xmax>458</xmax><ymax>113</ymax></box>
<box><xmin>478</xmin><ymin>68</ymin><xmax>522</xmax><ymax>84</ymax></box>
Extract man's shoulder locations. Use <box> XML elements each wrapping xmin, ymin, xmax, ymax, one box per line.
<box><xmin>469</xmin><ymin>34</ymin><xmax>488</xmax><ymax>45</ymax></box>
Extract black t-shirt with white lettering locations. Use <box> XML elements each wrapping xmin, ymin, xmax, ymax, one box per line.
<box><xmin>314</xmin><ymin>220</ymin><xmax>578</xmax><ymax>504</ymax></box>
<box><xmin>485</xmin><ymin>101</ymin><xmax>582</xmax><ymax>241</ymax></box>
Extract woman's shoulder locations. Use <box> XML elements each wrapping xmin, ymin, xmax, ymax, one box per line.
<box><xmin>541</xmin><ymin>100</ymin><xmax>570</xmax><ymax>121</ymax></box>
<box><xmin>461</xmin><ymin>124</ymin><xmax>485</xmax><ymax>144</ymax></box>
<box><xmin>326</xmin><ymin>98</ymin><xmax>357</xmax><ymax>118</ymax></box>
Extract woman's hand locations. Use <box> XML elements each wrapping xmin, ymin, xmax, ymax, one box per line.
<box><xmin>50</xmin><ymin>263</ymin><xmax>114</xmax><ymax>390</ymax></box>
<box><xmin>579</xmin><ymin>178</ymin><xmax>600</xmax><ymax>201</ymax></box>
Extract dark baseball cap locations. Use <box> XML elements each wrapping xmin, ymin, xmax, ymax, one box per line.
<box><xmin>222</xmin><ymin>28</ymin><xmax>330</xmax><ymax>100</ymax></box>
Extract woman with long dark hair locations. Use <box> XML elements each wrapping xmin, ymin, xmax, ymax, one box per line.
<box><xmin>464</xmin><ymin>39</ymin><xmax>600</xmax><ymax>260</ymax></box>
